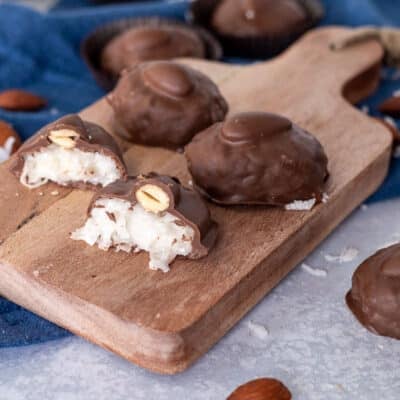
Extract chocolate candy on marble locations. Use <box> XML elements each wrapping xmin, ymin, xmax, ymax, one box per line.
<box><xmin>347</xmin><ymin>243</ymin><xmax>400</xmax><ymax>340</ymax></box>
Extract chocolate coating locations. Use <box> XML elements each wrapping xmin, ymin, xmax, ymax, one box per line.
<box><xmin>211</xmin><ymin>0</ymin><xmax>309</xmax><ymax>37</ymax></box>
<box><xmin>185</xmin><ymin>112</ymin><xmax>329</xmax><ymax>206</ymax></box>
<box><xmin>101</xmin><ymin>26</ymin><xmax>205</xmax><ymax>77</ymax></box>
<box><xmin>347</xmin><ymin>244</ymin><xmax>400</xmax><ymax>340</ymax></box>
<box><xmin>11</xmin><ymin>114</ymin><xmax>127</xmax><ymax>189</ymax></box>
<box><xmin>108</xmin><ymin>61</ymin><xmax>228</xmax><ymax>148</ymax></box>
<box><xmin>91</xmin><ymin>173</ymin><xmax>218</xmax><ymax>258</ymax></box>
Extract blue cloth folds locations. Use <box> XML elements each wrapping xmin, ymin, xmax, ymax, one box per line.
<box><xmin>0</xmin><ymin>0</ymin><xmax>399</xmax><ymax>347</ymax></box>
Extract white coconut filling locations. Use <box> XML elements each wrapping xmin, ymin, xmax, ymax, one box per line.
<box><xmin>71</xmin><ymin>198</ymin><xmax>195</xmax><ymax>272</ymax></box>
<box><xmin>20</xmin><ymin>144</ymin><xmax>121</xmax><ymax>188</ymax></box>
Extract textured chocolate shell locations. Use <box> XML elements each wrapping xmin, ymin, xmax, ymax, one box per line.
<box><xmin>347</xmin><ymin>243</ymin><xmax>400</xmax><ymax>340</ymax></box>
<box><xmin>108</xmin><ymin>61</ymin><xmax>228</xmax><ymax>149</ymax></box>
<box><xmin>185</xmin><ymin>111</ymin><xmax>329</xmax><ymax>206</ymax></box>
<box><xmin>101</xmin><ymin>25</ymin><xmax>205</xmax><ymax>77</ymax></box>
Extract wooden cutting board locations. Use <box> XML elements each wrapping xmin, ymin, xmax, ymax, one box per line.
<box><xmin>0</xmin><ymin>27</ymin><xmax>392</xmax><ymax>374</ymax></box>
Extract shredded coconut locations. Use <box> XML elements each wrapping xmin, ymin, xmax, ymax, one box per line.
<box><xmin>71</xmin><ymin>198</ymin><xmax>195</xmax><ymax>272</ymax></box>
<box><xmin>247</xmin><ymin>321</ymin><xmax>269</xmax><ymax>340</ymax></box>
<box><xmin>324</xmin><ymin>247</ymin><xmax>359</xmax><ymax>263</ymax></box>
<box><xmin>20</xmin><ymin>144</ymin><xmax>121</xmax><ymax>189</ymax></box>
<box><xmin>301</xmin><ymin>263</ymin><xmax>328</xmax><ymax>277</ymax></box>
<box><xmin>284</xmin><ymin>198</ymin><xmax>316</xmax><ymax>211</ymax></box>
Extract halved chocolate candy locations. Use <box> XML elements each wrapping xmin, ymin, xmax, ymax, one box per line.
<box><xmin>71</xmin><ymin>174</ymin><xmax>218</xmax><ymax>272</ymax></box>
<box><xmin>108</xmin><ymin>61</ymin><xmax>228</xmax><ymax>149</ymax></box>
<box><xmin>185</xmin><ymin>111</ymin><xmax>329</xmax><ymax>208</ymax></box>
<box><xmin>11</xmin><ymin>114</ymin><xmax>127</xmax><ymax>190</ymax></box>
<box><xmin>346</xmin><ymin>243</ymin><xmax>400</xmax><ymax>340</ymax></box>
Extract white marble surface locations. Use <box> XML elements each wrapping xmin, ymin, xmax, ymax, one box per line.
<box><xmin>1</xmin><ymin>198</ymin><xmax>400</xmax><ymax>399</ymax></box>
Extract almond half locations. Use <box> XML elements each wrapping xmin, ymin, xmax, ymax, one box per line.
<box><xmin>136</xmin><ymin>184</ymin><xmax>170</xmax><ymax>214</ymax></box>
<box><xmin>49</xmin><ymin>129</ymin><xmax>80</xmax><ymax>149</ymax></box>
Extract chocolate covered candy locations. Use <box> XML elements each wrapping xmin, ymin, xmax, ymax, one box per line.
<box><xmin>347</xmin><ymin>244</ymin><xmax>400</xmax><ymax>340</ymax></box>
<box><xmin>188</xmin><ymin>0</ymin><xmax>323</xmax><ymax>58</ymax></box>
<box><xmin>108</xmin><ymin>61</ymin><xmax>228</xmax><ymax>148</ymax></box>
<box><xmin>71</xmin><ymin>174</ymin><xmax>217</xmax><ymax>272</ymax></box>
<box><xmin>101</xmin><ymin>25</ymin><xmax>206</xmax><ymax>77</ymax></box>
<box><xmin>185</xmin><ymin>112</ymin><xmax>329</xmax><ymax>208</ymax></box>
<box><xmin>11</xmin><ymin>114</ymin><xmax>127</xmax><ymax>189</ymax></box>
<box><xmin>211</xmin><ymin>0</ymin><xmax>310</xmax><ymax>37</ymax></box>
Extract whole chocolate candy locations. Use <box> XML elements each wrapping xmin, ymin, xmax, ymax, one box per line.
<box><xmin>101</xmin><ymin>25</ymin><xmax>206</xmax><ymax>77</ymax></box>
<box><xmin>347</xmin><ymin>243</ymin><xmax>400</xmax><ymax>340</ymax></box>
<box><xmin>211</xmin><ymin>0</ymin><xmax>310</xmax><ymax>37</ymax></box>
<box><xmin>11</xmin><ymin>114</ymin><xmax>127</xmax><ymax>190</ymax></box>
<box><xmin>108</xmin><ymin>61</ymin><xmax>228</xmax><ymax>149</ymax></box>
<box><xmin>71</xmin><ymin>173</ymin><xmax>217</xmax><ymax>272</ymax></box>
<box><xmin>185</xmin><ymin>112</ymin><xmax>329</xmax><ymax>206</ymax></box>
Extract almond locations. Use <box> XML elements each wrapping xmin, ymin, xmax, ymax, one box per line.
<box><xmin>379</xmin><ymin>95</ymin><xmax>400</xmax><ymax>118</ymax></box>
<box><xmin>136</xmin><ymin>184</ymin><xmax>170</xmax><ymax>214</ymax></box>
<box><xmin>0</xmin><ymin>89</ymin><xmax>46</xmax><ymax>111</ymax></box>
<box><xmin>49</xmin><ymin>129</ymin><xmax>80</xmax><ymax>149</ymax></box>
<box><xmin>0</xmin><ymin>120</ymin><xmax>21</xmax><ymax>155</ymax></box>
<box><xmin>227</xmin><ymin>378</ymin><xmax>291</xmax><ymax>400</ymax></box>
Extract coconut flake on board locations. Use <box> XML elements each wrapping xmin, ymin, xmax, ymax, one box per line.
<box><xmin>284</xmin><ymin>198</ymin><xmax>316</xmax><ymax>211</ymax></box>
<box><xmin>284</xmin><ymin>193</ymin><xmax>328</xmax><ymax>211</ymax></box>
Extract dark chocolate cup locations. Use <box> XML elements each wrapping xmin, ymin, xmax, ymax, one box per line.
<box><xmin>81</xmin><ymin>17</ymin><xmax>223</xmax><ymax>91</ymax></box>
<box><xmin>187</xmin><ymin>0</ymin><xmax>324</xmax><ymax>59</ymax></box>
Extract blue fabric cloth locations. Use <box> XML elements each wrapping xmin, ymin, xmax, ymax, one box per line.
<box><xmin>0</xmin><ymin>0</ymin><xmax>399</xmax><ymax>347</ymax></box>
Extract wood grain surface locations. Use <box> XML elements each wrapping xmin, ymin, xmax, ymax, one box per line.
<box><xmin>0</xmin><ymin>27</ymin><xmax>393</xmax><ymax>374</ymax></box>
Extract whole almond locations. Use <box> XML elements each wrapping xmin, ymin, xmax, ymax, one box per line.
<box><xmin>227</xmin><ymin>378</ymin><xmax>291</xmax><ymax>400</ymax></box>
<box><xmin>379</xmin><ymin>95</ymin><xmax>400</xmax><ymax>118</ymax></box>
<box><xmin>0</xmin><ymin>89</ymin><xmax>46</xmax><ymax>111</ymax></box>
<box><xmin>0</xmin><ymin>120</ymin><xmax>21</xmax><ymax>155</ymax></box>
